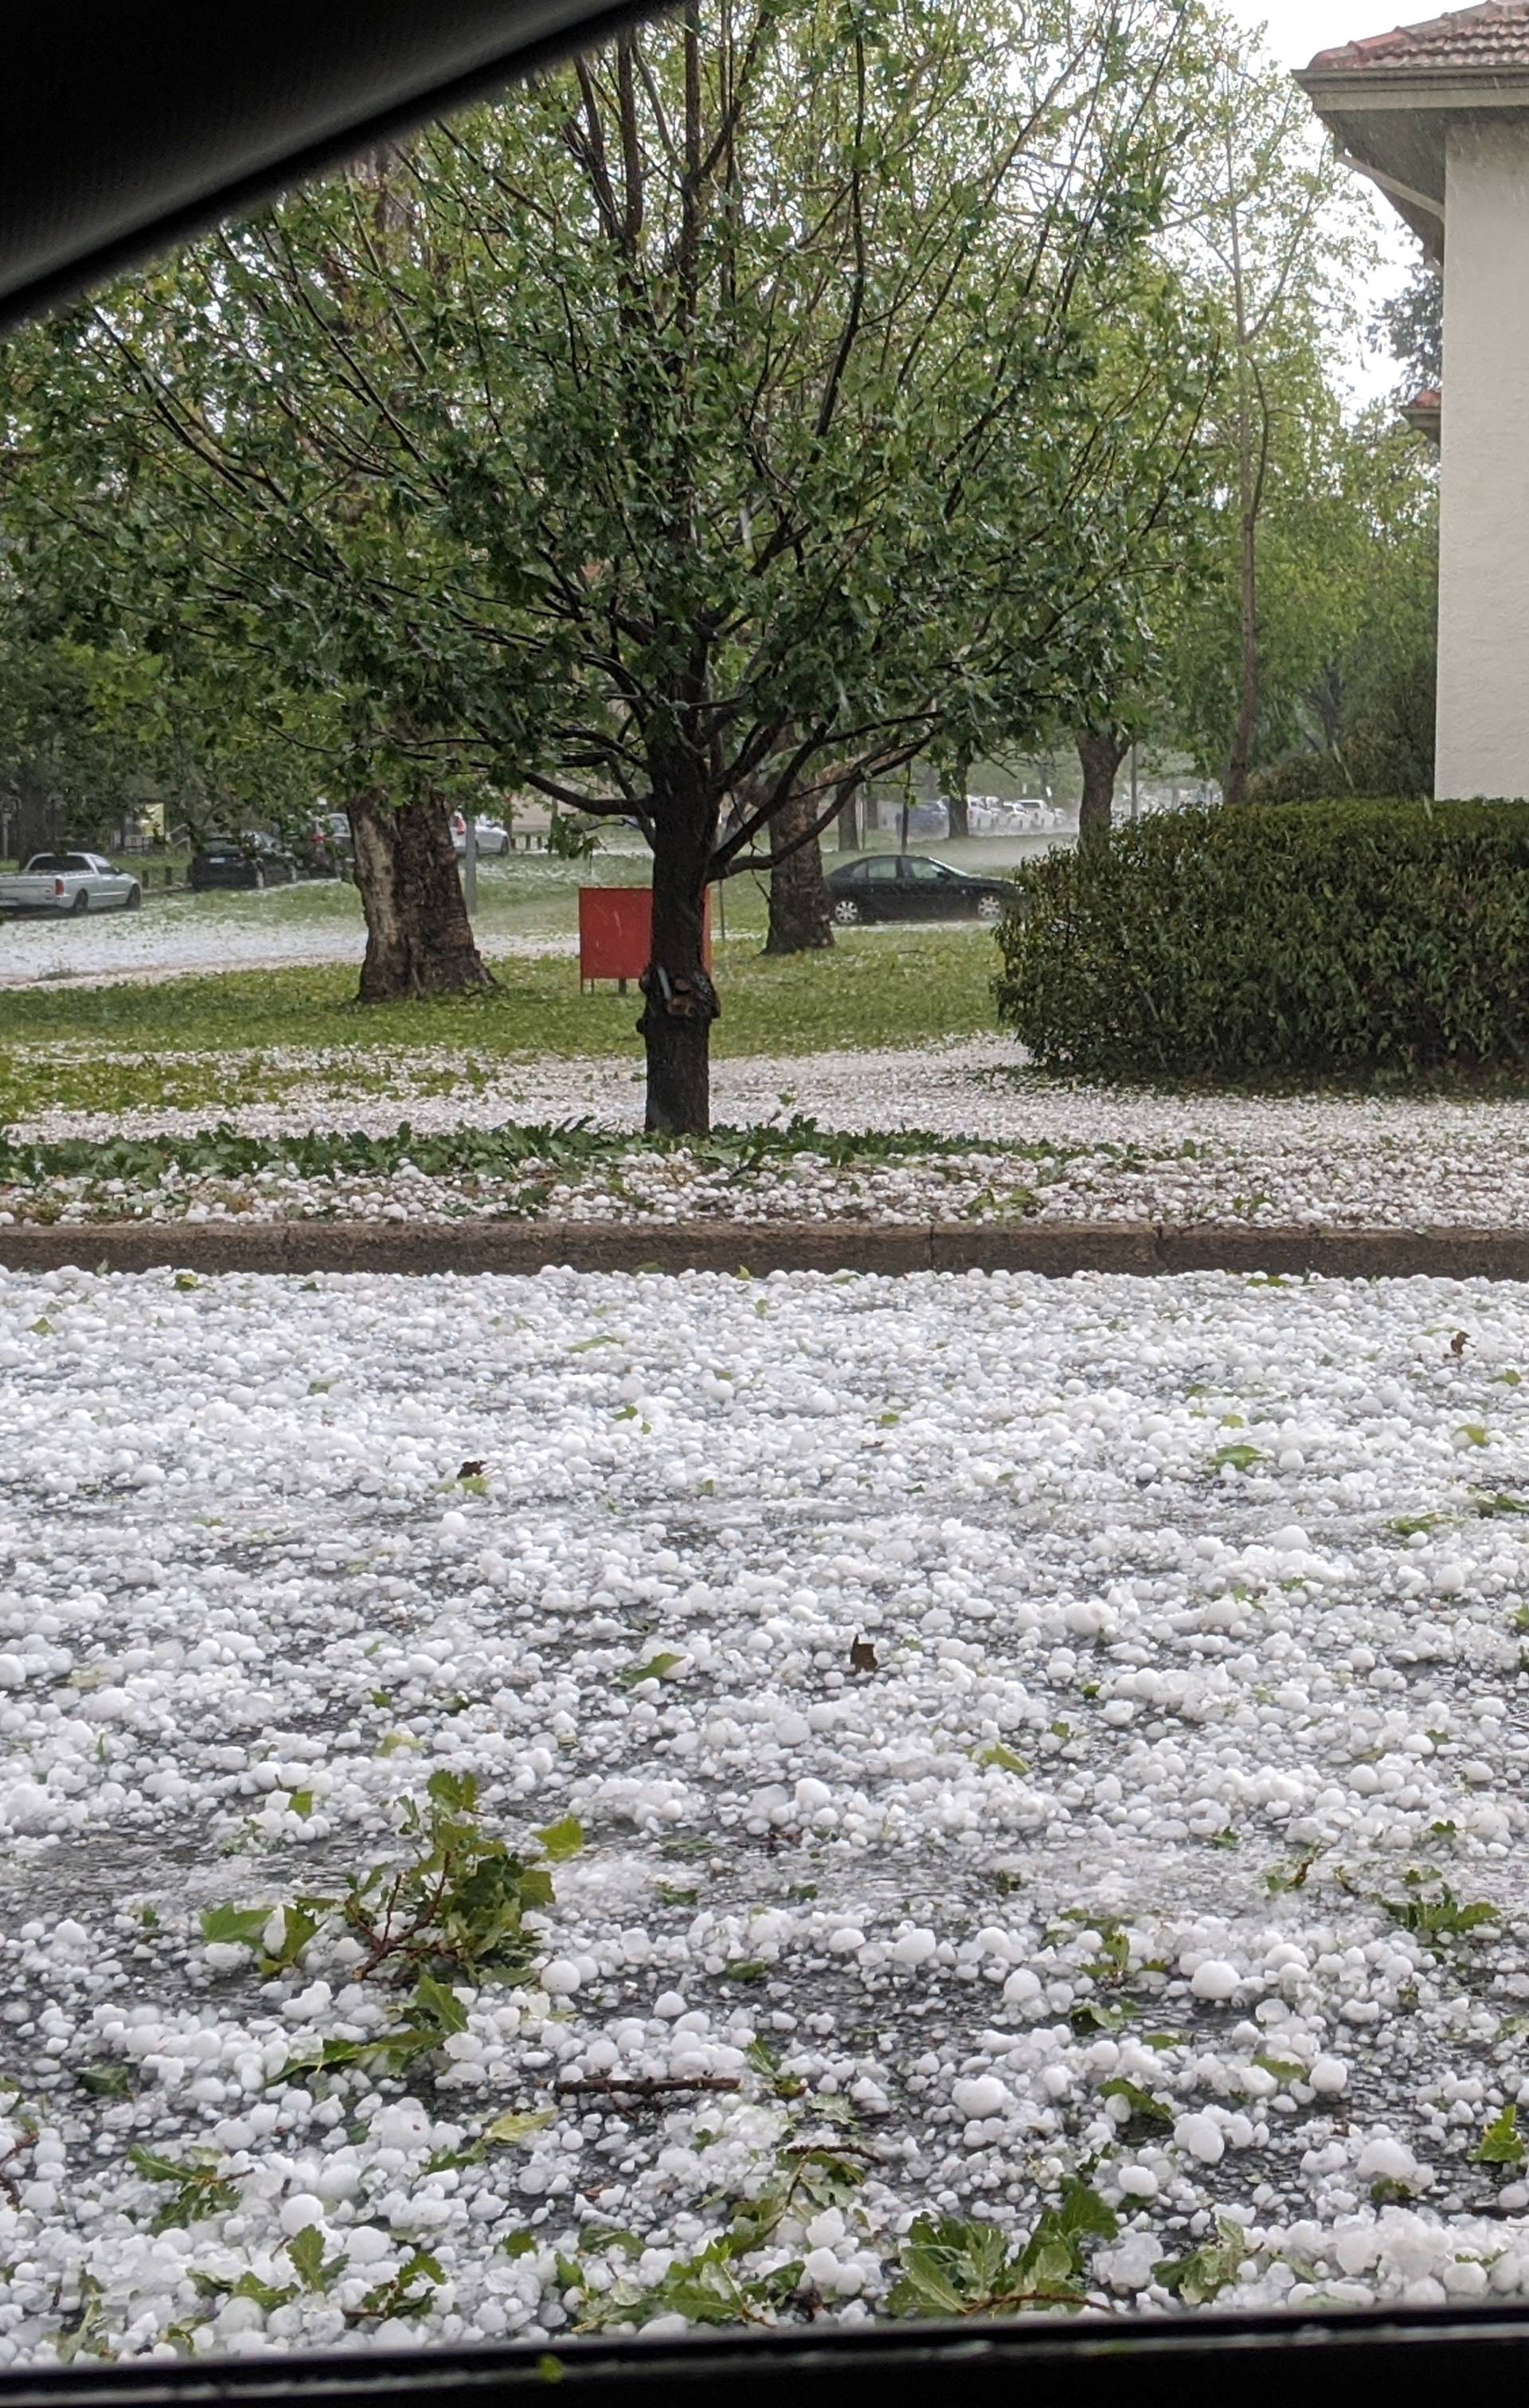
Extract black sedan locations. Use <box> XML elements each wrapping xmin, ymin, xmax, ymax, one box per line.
<box><xmin>189</xmin><ymin>835</ymin><xmax>299</xmax><ymax>891</ymax></box>
<box><xmin>826</xmin><ymin>853</ymin><xmax>1016</xmax><ymax>925</ymax></box>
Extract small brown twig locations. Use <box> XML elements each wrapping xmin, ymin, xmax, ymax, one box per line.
<box><xmin>555</xmin><ymin>2074</ymin><xmax>742</xmax><ymax>2098</ymax></box>
<box><xmin>346</xmin><ymin>1858</ymin><xmax>452</xmax><ymax>1981</ymax></box>
<box><xmin>780</xmin><ymin>2138</ymin><xmax>879</xmax><ymax>2162</ymax></box>
<box><xmin>0</xmin><ymin>2128</ymin><xmax>35</xmax><ymax>2208</ymax></box>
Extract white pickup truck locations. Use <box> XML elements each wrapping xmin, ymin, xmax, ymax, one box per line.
<box><xmin>0</xmin><ymin>851</ymin><xmax>143</xmax><ymax>915</ymax></box>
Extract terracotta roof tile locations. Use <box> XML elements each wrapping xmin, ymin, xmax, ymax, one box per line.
<box><xmin>1307</xmin><ymin>0</ymin><xmax>1529</xmax><ymax>72</ymax></box>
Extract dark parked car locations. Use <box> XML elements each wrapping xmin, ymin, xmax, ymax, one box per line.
<box><xmin>189</xmin><ymin>835</ymin><xmax>298</xmax><ymax>891</ymax></box>
<box><xmin>826</xmin><ymin>853</ymin><xmax>1016</xmax><ymax>925</ymax></box>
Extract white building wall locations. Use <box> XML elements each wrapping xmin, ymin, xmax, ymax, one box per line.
<box><xmin>1437</xmin><ymin>119</ymin><xmax>1529</xmax><ymax>799</ymax></box>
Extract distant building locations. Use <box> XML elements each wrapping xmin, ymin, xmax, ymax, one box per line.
<box><xmin>1299</xmin><ymin>2</ymin><xmax>1529</xmax><ymax>799</ymax></box>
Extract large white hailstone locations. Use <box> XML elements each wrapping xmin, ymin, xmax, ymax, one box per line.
<box><xmin>1190</xmin><ymin>1959</ymin><xmax>1240</xmax><ymax>2002</ymax></box>
<box><xmin>893</xmin><ymin>1929</ymin><xmax>939</xmax><ymax>1967</ymax></box>
<box><xmin>345</xmin><ymin>2227</ymin><xmax>393</xmax><ymax>2266</ymax></box>
<box><xmin>1356</xmin><ymin>2136</ymin><xmax>1418</xmax><ymax>2186</ymax></box>
<box><xmin>1174</xmin><ymin>2113</ymin><xmax>1226</xmax><ymax>2165</ymax></box>
<box><xmin>804</xmin><ymin>2209</ymin><xmax>845</xmax><ymax>2250</ymax></box>
<box><xmin>952</xmin><ymin>2074</ymin><xmax>1008</xmax><ymax>2119</ymax></box>
<box><xmin>1003</xmin><ymin>1968</ymin><xmax>1042</xmax><ymax>2007</ymax></box>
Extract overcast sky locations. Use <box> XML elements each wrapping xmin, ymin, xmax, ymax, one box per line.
<box><xmin>1234</xmin><ymin>0</ymin><xmax>1378</xmax><ymax>68</ymax></box>
<box><xmin>1225</xmin><ymin>0</ymin><xmax>1423</xmax><ymax>401</ymax></box>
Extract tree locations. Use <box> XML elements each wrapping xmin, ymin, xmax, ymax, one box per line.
<box><xmin>441</xmin><ymin>0</ymin><xmax>1221</xmax><ymax>1128</ymax></box>
<box><xmin>0</xmin><ymin>592</ymin><xmax>323</xmax><ymax>860</ymax></box>
<box><xmin>933</xmin><ymin>248</ymin><xmax>1218</xmax><ymax>850</ymax></box>
<box><xmin>0</xmin><ymin>633</ymin><xmax>159</xmax><ymax>857</ymax></box>
<box><xmin>6</xmin><ymin>0</ymin><xmax>1223</xmax><ymax>1121</ymax></box>
<box><xmin>1075</xmin><ymin>723</ymin><xmax>1130</xmax><ymax>845</ymax></box>
<box><xmin>1171</xmin><ymin>385</ymin><xmax>1437</xmax><ymax>796</ymax></box>
<box><xmin>764</xmin><ymin>786</ymin><xmax>836</xmax><ymax>955</ymax></box>
<box><xmin>0</xmin><ymin>162</ymin><xmax>509</xmax><ymax>1001</ymax></box>
<box><xmin>1370</xmin><ymin>256</ymin><xmax>1442</xmax><ymax>403</ymax></box>
<box><xmin>1302</xmin><ymin>408</ymin><xmax>1436</xmax><ymax>791</ymax></box>
<box><xmin>1058</xmin><ymin>258</ymin><xmax>1224</xmax><ymax>841</ymax></box>
<box><xmin>1167</xmin><ymin>34</ymin><xmax>1375</xmax><ymax>803</ymax></box>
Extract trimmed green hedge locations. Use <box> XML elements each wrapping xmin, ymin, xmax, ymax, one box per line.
<box><xmin>994</xmin><ymin>799</ymin><xmax>1529</xmax><ymax>1081</ymax></box>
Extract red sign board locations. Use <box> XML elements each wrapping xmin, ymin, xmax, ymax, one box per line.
<box><xmin>578</xmin><ymin>886</ymin><xmax>713</xmax><ymax>991</ymax></box>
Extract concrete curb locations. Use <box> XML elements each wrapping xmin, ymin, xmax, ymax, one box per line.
<box><xmin>3</xmin><ymin>1219</ymin><xmax>1529</xmax><ymax>1280</ymax></box>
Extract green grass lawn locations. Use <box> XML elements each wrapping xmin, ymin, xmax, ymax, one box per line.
<box><xmin>1</xmin><ymin>928</ymin><xmax>1003</xmax><ymax>1120</ymax></box>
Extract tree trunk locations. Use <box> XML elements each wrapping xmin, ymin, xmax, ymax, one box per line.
<box><xmin>14</xmin><ymin>769</ymin><xmax>54</xmax><ymax>866</ymax></box>
<box><xmin>1224</xmin><ymin>483</ymin><xmax>1260</xmax><ymax>808</ymax></box>
<box><xmin>764</xmin><ymin>786</ymin><xmax>835</xmax><ymax>954</ymax></box>
<box><xmin>1308</xmin><ymin>663</ymin><xmax>1344</xmax><ymax>754</ymax></box>
<box><xmin>934</xmin><ymin>749</ymin><xmax>974</xmax><ymax>841</ymax></box>
<box><xmin>1222</xmin><ymin>154</ymin><xmax>1265</xmax><ymax>811</ymax></box>
<box><xmin>835</xmin><ymin>785</ymin><xmax>861</xmax><ymax>850</ymax></box>
<box><xmin>640</xmin><ymin>756</ymin><xmax>719</xmax><ymax>1136</ymax></box>
<box><xmin>350</xmin><ymin>788</ymin><xmax>492</xmax><ymax>1001</ymax></box>
<box><xmin>1076</xmin><ymin>728</ymin><xmax>1129</xmax><ymax>852</ymax></box>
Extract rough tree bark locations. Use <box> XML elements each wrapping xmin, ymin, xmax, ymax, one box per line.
<box><xmin>349</xmin><ymin>788</ymin><xmax>493</xmax><ymax>1001</ymax></box>
<box><xmin>835</xmin><ymin>786</ymin><xmax>862</xmax><ymax>850</ymax></box>
<box><xmin>639</xmin><ymin>749</ymin><xmax>719</xmax><ymax>1136</ymax></box>
<box><xmin>945</xmin><ymin>786</ymin><xmax>970</xmax><ymax>840</ymax></box>
<box><xmin>1076</xmin><ymin>727</ymin><xmax>1131</xmax><ymax>850</ymax></box>
<box><xmin>764</xmin><ymin>785</ymin><xmax>835</xmax><ymax>954</ymax></box>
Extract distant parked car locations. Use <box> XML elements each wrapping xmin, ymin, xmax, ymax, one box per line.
<box><xmin>292</xmin><ymin>819</ymin><xmax>345</xmax><ymax>878</ymax></box>
<box><xmin>825</xmin><ymin>854</ymin><xmax>1017</xmax><ymax>924</ymax></box>
<box><xmin>450</xmin><ymin>812</ymin><xmax>511</xmax><ymax>858</ymax></box>
<box><xmin>0</xmin><ymin>851</ymin><xmax>142</xmax><ymax>914</ymax></box>
<box><xmin>189</xmin><ymin>835</ymin><xmax>298</xmax><ymax>890</ymax></box>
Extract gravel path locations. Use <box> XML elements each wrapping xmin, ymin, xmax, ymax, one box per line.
<box><xmin>5</xmin><ymin>1264</ymin><xmax>1529</xmax><ymax>2361</ymax></box>
<box><xmin>14</xmin><ymin>1042</ymin><xmax>1529</xmax><ymax>1230</ymax></box>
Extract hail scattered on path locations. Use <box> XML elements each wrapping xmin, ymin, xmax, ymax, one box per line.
<box><xmin>14</xmin><ymin>1042</ymin><xmax>1529</xmax><ymax>1229</ymax></box>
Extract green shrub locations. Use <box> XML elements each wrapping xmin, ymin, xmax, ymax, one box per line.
<box><xmin>1244</xmin><ymin>754</ymin><xmax>1347</xmax><ymax>807</ymax></box>
<box><xmin>994</xmin><ymin>798</ymin><xmax>1529</xmax><ymax>1082</ymax></box>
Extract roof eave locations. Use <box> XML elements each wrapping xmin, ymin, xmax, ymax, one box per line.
<box><xmin>1296</xmin><ymin>64</ymin><xmax>1529</xmax><ymax>108</ymax></box>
